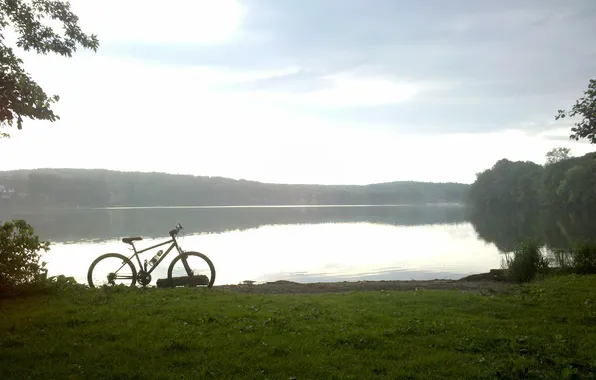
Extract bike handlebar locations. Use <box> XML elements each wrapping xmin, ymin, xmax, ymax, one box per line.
<box><xmin>169</xmin><ymin>223</ymin><xmax>184</xmax><ymax>237</ymax></box>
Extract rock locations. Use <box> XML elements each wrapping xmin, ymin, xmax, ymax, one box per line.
<box><xmin>459</xmin><ymin>269</ymin><xmax>505</xmax><ymax>282</ymax></box>
<box><xmin>156</xmin><ymin>275</ymin><xmax>209</xmax><ymax>288</ymax></box>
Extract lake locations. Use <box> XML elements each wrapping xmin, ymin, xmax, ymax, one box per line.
<box><xmin>2</xmin><ymin>204</ymin><xmax>508</xmax><ymax>286</ymax></box>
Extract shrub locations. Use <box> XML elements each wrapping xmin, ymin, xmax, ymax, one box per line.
<box><xmin>571</xmin><ymin>242</ymin><xmax>596</xmax><ymax>274</ymax></box>
<box><xmin>0</xmin><ymin>219</ymin><xmax>50</xmax><ymax>295</ymax></box>
<box><xmin>550</xmin><ymin>248</ymin><xmax>576</xmax><ymax>275</ymax></box>
<box><xmin>502</xmin><ymin>240</ymin><xmax>550</xmax><ymax>283</ymax></box>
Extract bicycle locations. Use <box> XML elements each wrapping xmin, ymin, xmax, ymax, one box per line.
<box><xmin>87</xmin><ymin>223</ymin><xmax>216</xmax><ymax>288</ymax></box>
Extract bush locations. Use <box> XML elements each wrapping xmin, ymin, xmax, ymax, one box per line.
<box><xmin>549</xmin><ymin>248</ymin><xmax>576</xmax><ymax>275</ymax></box>
<box><xmin>0</xmin><ymin>219</ymin><xmax>50</xmax><ymax>295</ymax></box>
<box><xmin>502</xmin><ymin>240</ymin><xmax>550</xmax><ymax>283</ymax></box>
<box><xmin>571</xmin><ymin>242</ymin><xmax>596</xmax><ymax>274</ymax></box>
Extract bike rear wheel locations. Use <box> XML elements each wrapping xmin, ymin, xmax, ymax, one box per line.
<box><xmin>167</xmin><ymin>251</ymin><xmax>216</xmax><ymax>288</ymax></box>
<box><xmin>88</xmin><ymin>253</ymin><xmax>137</xmax><ymax>288</ymax></box>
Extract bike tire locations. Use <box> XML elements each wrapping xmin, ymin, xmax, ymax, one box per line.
<box><xmin>87</xmin><ymin>253</ymin><xmax>137</xmax><ymax>288</ymax></box>
<box><xmin>167</xmin><ymin>251</ymin><xmax>216</xmax><ymax>288</ymax></box>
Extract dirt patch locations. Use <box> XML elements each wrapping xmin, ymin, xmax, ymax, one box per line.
<box><xmin>215</xmin><ymin>278</ymin><xmax>510</xmax><ymax>295</ymax></box>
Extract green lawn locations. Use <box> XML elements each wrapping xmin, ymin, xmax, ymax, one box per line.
<box><xmin>1</xmin><ymin>276</ymin><xmax>596</xmax><ymax>379</ymax></box>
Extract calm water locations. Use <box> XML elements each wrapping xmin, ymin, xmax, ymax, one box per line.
<box><xmin>2</xmin><ymin>204</ymin><xmax>507</xmax><ymax>285</ymax></box>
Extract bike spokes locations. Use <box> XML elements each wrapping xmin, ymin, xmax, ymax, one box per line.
<box><xmin>91</xmin><ymin>256</ymin><xmax>136</xmax><ymax>287</ymax></box>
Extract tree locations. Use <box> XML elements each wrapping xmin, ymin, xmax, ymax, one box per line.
<box><xmin>0</xmin><ymin>0</ymin><xmax>99</xmax><ymax>138</ymax></box>
<box><xmin>467</xmin><ymin>159</ymin><xmax>543</xmax><ymax>210</ymax></box>
<box><xmin>545</xmin><ymin>147</ymin><xmax>571</xmax><ymax>165</ymax></box>
<box><xmin>0</xmin><ymin>219</ymin><xmax>49</xmax><ymax>293</ymax></box>
<box><xmin>469</xmin><ymin>152</ymin><xmax>596</xmax><ymax>212</ymax></box>
<box><xmin>556</xmin><ymin>79</ymin><xmax>596</xmax><ymax>144</ymax></box>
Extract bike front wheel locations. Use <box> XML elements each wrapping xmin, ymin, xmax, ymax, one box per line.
<box><xmin>167</xmin><ymin>251</ymin><xmax>216</xmax><ymax>288</ymax></box>
<box><xmin>87</xmin><ymin>253</ymin><xmax>137</xmax><ymax>288</ymax></box>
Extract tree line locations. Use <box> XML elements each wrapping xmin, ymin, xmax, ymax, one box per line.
<box><xmin>467</xmin><ymin>150</ymin><xmax>596</xmax><ymax>212</ymax></box>
<box><xmin>0</xmin><ymin>169</ymin><xmax>469</xmax><ymax>209</ymax></box>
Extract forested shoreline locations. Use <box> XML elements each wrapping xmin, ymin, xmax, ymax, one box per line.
<box><xmin>0</xmin><ymin>168</ymin><xmax>469</xmax><ymax>210</ymax></box>
<box><xmin>3</xmin><ymin>150</ymin><xmax>594</xmax><ymax>213</ymax></box>
<box><xmin>466</xmin><ymin>151</ymin><xmax>596</xmax><ymax>251</ymax></box>
<box><xmin>468</xmin><ymin>151</ymin><xmax>596</xmax><ymax>212</ymax></box>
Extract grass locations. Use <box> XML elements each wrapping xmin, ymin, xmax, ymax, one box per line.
<box><xmin>1</xmin><ymin>276</ymin><xmax>596</xmax><ymax>379</ymax></box>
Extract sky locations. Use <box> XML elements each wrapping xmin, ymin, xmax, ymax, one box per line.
<box><xmin>1</xmin><ymin>0</ymin><xmax>595</xmax><ymax>185</ymax></box>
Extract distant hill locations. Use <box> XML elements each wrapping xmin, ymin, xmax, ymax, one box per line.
<box><xmin>0</xmin><ymin>168</ymin><xmax>469</xmax><ymax>210</ymax></box>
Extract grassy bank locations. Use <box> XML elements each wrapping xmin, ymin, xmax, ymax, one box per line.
<box><xmin>1</xmin><ymin>276</ymin><xmax>596</xmax><ymax>379</ymax></box>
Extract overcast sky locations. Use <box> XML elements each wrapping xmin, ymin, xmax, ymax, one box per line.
<box><xmin>1</xmin><ymin>0</ymin><xmax>595</xmax><ymax>184</ymax></box>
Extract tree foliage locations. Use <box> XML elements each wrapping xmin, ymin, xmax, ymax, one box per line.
<box><xmin>0</xmin><ymin>219</ymin><xmax>49</xmax><ymax>293</ymax></box>
<box><xmin>468</xmin><ymin>151</ymin><xmax>596</xmax><ymax>212</ymax></box>
<box><xmin>0</xmin><ymin>0</ymin><xmax>98</xmax><ymax>137</ymax></box>
<box><xmin>467</xmin><ymin>159</ymin><xmax>543</xmax><ymax>210</ymax></box>
<box><xmin>545</xmin><ymin>147</ymin><xmax>571</xmax><ymax>165</ymax></box>
<box><xmin>556</xmin><ymin>79</ymin><xmax>596</xmax><ymax>144</ymax></box>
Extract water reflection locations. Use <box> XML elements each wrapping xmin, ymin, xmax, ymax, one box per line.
<box><xmin>3</xmin><ymin>204</ymin><xmax>468</xmax><ymax>244</ymax></box>
<box><xmin>6</xmin><ymin>204</ymin><xmax>594</xmax><ymax>285</ymax></box>
<box><xmin>41</xmin><ymin>221</ymin><xmax>502</xmax><ymax>286</ymax></box>
<box><xmin>469</xmin><ymin>207</ymin><xmax>596</xmax><ymax>252</ymax></box>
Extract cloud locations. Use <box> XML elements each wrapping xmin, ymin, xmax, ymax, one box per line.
<box><xmin>69</xmin><ymin>0</ymin><xmax>246</xmax><ymax>45</ymax></box>
<box><xmin>91</xmin><ymin>0</ymin><xmax>596</xmax><ymax>133</ymax></box>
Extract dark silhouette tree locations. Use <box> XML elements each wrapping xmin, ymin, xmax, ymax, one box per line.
<box><xmin>0</xmin><ymin>0</ymin><xmax>99</xmax><ymax>137</ymax></box>
<box><xmin>556</xmin><ymin>79</ymin><xmax>596</xmax><ymax>144</ymax></box>
<box><xmin>545</xmin><ymin>147</ymin><xmax>571</xmax><ymax>165</ymax></box>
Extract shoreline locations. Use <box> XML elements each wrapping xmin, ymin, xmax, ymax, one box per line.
<box><xmin>214</xmin><ymin>270</ymin><xmax>507</xmax><ymax>295</ymax></box>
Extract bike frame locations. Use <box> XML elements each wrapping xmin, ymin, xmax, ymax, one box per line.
<box><xmin>126</xmin><ymin>237</ymin><xmax>182</xmax><ymax>275</ymax></box>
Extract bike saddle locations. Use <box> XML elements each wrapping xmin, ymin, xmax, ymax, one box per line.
<box><xmin>122</xmin><ymin>237</ymin><xmax>143</xmax><ymax>244</ymax></box>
